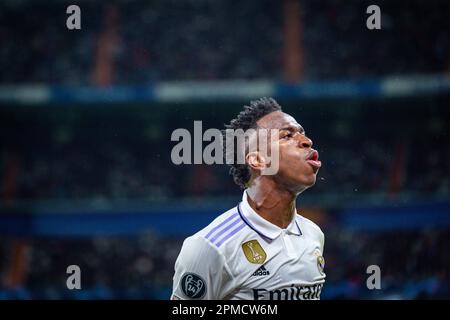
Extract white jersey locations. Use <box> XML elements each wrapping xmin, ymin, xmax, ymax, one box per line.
<box><xmin>172</xmin><ymin>191</ymin><xmax>326</xmax><ymax>300</ymax></box>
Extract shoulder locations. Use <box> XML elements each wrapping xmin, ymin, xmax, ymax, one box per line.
<box><xmin>195</xmin><ymin>206</ymin><xmax>244</xmax><ymax>246</ymax></box>
<box><xmin>174</xmin><ymin>208</ymin><xmax>241</xmax><ymax>282</ymax></box>
<box><xmin>179</xmin><ymin>206</ymin><xmax>241</xmax><ymax>256</ymax></box>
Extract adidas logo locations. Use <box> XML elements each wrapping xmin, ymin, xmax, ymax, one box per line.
<box><xmin>252</xmin><ymin>265</ymin><xmax>270</xmax><ymax>276</ymax></box>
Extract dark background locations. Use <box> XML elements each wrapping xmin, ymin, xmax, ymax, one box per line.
<box><xmin>0</xmin><ymin>0</ymin><xmax>449</xmax><ymax>299</ymax></box>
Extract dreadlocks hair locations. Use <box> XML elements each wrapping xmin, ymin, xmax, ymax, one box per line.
<box><xmin>223</xmin><ymin>97</ymin><xmax>282</xmax><ymax>189</ymax></box>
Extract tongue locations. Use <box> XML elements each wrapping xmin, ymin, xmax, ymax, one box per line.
<box><xmin>307</xmin><ymin>160</ymin><xmax>322</xmax><ymax>168</ymax></box>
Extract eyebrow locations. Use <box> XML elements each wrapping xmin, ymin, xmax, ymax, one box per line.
<box><xmin>279</xmin><ymin>125</ymin><xmax>305</xmax><ymax>134</ymax></box>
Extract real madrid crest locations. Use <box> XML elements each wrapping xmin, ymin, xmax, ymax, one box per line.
<box><xmin>317</xmin><ymin>255</ymin><xmax>325</xmax><ymax>275</ymax></box>
<box><xmin>242</xmin><ymin>240</ymin><xmax>267</xmax><ymax>264</ymax></box>
<box><xmin>313</xmin><ymin>248</ymin><xmax>325</xmax><ymax>275</ymax></box>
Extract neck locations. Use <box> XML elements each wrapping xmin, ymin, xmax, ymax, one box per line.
<box><xmin>246</xmin><ymin>178</ymin><xmax>298</xmax><ymax>229</ymax></box>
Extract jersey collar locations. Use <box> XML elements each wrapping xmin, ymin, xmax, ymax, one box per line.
<box><xmin>238</xmin><ymin>191</ymin><xmax>302</xmax><ymax>240</ymax></box>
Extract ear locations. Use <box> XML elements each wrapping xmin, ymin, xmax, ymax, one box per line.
<box><xmin>246</xmin><ymin>151</ymin><xmax>266</xmax><ymax>171</ymax></box>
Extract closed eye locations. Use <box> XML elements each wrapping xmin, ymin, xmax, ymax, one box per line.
<box><xmin>280</xmin><ymin>125</ymin><xmax>305</xmax><ymax>139</ymax></box>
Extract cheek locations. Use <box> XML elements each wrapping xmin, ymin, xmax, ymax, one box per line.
<box><xmin>278</xmin><ymin>147</ymin><xmax>313</xmax><ymax>178</ymax></box>
<box><xmin>278</xmin><ymin>147</ymin><xmax>302</xmax><ymax>173</ymax></box>
<box><xmin>279</xmin><ymin>145</ymin><xmax>300</xmax><ymax>165</ymax></box>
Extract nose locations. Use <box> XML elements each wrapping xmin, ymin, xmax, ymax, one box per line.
<box><xmin>298</xmin><ymin>134</ymin><xmax>313</xmax><ymax>148</ymax></box>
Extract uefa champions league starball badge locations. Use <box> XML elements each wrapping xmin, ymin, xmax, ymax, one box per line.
<box><xmin>180</xmin><ymin>273</ymin><xmax>206</xmax><ymax>299</ymax></box>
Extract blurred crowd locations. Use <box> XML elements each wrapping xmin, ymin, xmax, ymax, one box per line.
<box><xmin>0</xmin><ymin>233</ymin><xmax>178</xmax><ymax>299</ymax></box>
<box><xmin>301</xmin><ymin>0</ymin><xmax>450</xmax><ymax>79</ymax></box>
<box><xmin>1</xmin><ymin>227</ymin><xmax>449</xmax><ymax>299</ymax></box>
<box><xmin>324</xmin><ymin>228</ymin><xmax>450</xmax><ymax>299</ymax></box>
<box><xmin>0</xmin><ymin>0</ymin><xmax>449</xmax><ymax>84</ymax></box>
<box><xmin>2</xmin><ymin>101</ymin><xmax>448</xmax><ymax>204</ymax></box>
<box><xmin>1</xmin><ymin>0</ymin><xmax>449</xmax><ymax>302</ymax></box>
<box><xmin>10</xmin><ymin>132</ymin><xmax>450</xmax><ymax>203</ymax></box>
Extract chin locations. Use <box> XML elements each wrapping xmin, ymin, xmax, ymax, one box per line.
<box><xmin>301</xmin><ymin>174</ymin><xmax>317</xmax><ymax>188</ymax></box>
<box><xmin>290</xmin><ymin>175</ymin><xmax>316</xmax><ymax>194</ymax></box>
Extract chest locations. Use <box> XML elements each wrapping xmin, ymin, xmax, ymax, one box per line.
<box><xmin>227</xmin><ymin>233</ymin><xmax>325</xmax><ymax>301</ymax></box>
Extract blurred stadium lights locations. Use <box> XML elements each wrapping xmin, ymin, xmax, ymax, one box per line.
<box><xmin>1</xmin><ymin>74</ymin><xmax>450</xmax><ymax>104</ymax></box>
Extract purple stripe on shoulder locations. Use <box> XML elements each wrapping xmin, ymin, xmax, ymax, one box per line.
<box><xmin>205</xmin><ymin>212</ymin><xmax>238</xmax><ymax>239</ymax></box>
<box><xmin>215</xmin><ymin>222</ymin><xmax>246</xmax><ymax>247</ymax></box>
<box><xmin>209</xmin><ymin>216</ymin><xmax>242</xmax><ymax>243</ymax></box>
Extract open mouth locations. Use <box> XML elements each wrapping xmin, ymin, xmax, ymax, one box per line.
<box><xmin>305</xmin><ymin>150</ymin><xmax>322</xmax><ymax>170</ymax></box>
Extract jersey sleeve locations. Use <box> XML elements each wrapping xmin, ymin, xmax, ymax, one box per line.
<box><xmin>319</xmin><ymin>229</ymin><xmax>325</xmax><ymax>252</ymax></box>
<box><xmin>171</xmin><ymin>235</ymin><xmax>234</xmax><ymax>300</ymax></box>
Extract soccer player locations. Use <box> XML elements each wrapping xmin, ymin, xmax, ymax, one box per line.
<box><xmin>171</xmin><ymin>97</ymin><xmax>325</xmax><ymax>300</ymax></box>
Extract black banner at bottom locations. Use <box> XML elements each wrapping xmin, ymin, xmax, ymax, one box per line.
<box><xmin>0</xmin><ymin>300</ymin><xmax>445</xmax><ymax>319</ymax></box>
